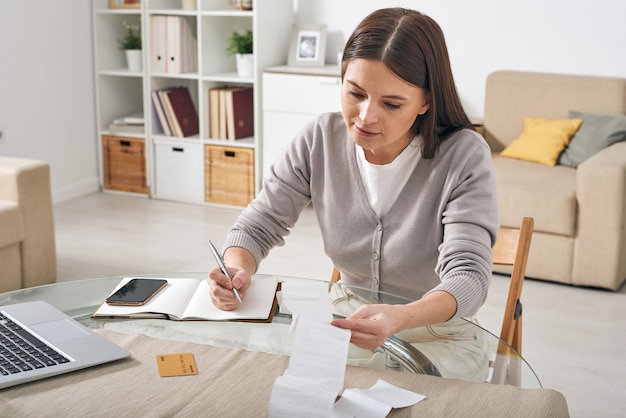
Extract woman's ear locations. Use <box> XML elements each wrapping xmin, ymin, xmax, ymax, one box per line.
<box><xmin>419</xmin><ymin>93</ymin><xmax>431</xmax><ymax>115</ymax></box>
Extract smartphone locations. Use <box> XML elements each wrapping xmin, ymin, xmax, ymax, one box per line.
<box><xmin>105</xmin><ymin>278</ymin><xmax>168</xmax><ymax>306</ymax></box>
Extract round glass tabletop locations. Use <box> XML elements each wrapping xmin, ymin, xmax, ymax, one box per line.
<box><xmin>0</xmin><ymin>273</ymin><xmax>540</xmax><ymax>388</ymax></box>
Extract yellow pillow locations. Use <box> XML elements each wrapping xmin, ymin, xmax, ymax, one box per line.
<box><xmin>500</xmin><ymin>118</ymin><xmax>583</xmax><ymax>166</ymax></box>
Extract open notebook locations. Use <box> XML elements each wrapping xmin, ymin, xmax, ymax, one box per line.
<box><xmin>0</xmin><ymin>300</ymin><xmax>130</xmax><ymax>389</ymax></box>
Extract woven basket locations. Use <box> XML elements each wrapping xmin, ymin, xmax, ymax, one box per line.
<box><xmin>103</xmin><ymin>135</ymin><xmax>148</xmax><ymax>194</ymax></box>
<box><xmin>205</xmin><ymin>145</ymin><xmax>254</xmax><ymax>206</ymax></box>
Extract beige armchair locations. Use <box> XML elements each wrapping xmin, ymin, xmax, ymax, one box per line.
<box><xmin>0</xmin><ymin>156</ymin><xmax>56</xmax><ymax>291</ymax></box>
<box><xmin>482</xmin><ymin>71</ymin><xmax>626</xmax><ymax>290</ymax></box>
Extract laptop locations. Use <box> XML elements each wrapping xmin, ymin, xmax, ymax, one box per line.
<box><xmin>0</xmin><ymin>300</ymin><xmax>130</xmax><ymax>389</ymax></box>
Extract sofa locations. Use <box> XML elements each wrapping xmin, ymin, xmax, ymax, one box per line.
<box><xmin>0</xmin><ymin>156</ymin><xmax>56</xmax><ymax>291</ymax></box>
<box><xmin>481</xmin><ymin>70</ymin><xmax>626</xmax><ymax>290</ymax></box>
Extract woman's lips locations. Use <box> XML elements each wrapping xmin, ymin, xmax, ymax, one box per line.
<box><xmin>354</xmin><ymin>125</ymin><xmax>379</xmax><ymax>138</ymax></box>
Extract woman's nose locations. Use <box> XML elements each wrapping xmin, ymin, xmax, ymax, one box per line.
<box><xmin>359</xmin><ymin>101</ymin><xmax>378</xmax><ymax>124</ymax></box>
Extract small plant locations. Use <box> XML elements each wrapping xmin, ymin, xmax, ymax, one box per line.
<box><xmin>226</xmin><ymin>30</ymin><xmax>253</xmax><ymax>55</ymax></box>
<box><xmin>118</xmin><ymin>20</ymin><xmax>141</xmax><ymax>50</ymax></box>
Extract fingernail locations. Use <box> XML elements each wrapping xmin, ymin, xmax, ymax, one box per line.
<box><xmin>232</xmin><ymin>278</ymin><xmax>242</xmax><ymax>288</ymax></box>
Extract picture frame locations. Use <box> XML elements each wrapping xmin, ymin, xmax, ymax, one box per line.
<box><xmin>287</xmin><ymin>24</ymin><xmax>327</xmax><ymax>67</ymax></box>
<box><xmin>109</xmin><ymin>0</ymin><xmax>141</xmax><ymax>9</ymax></box>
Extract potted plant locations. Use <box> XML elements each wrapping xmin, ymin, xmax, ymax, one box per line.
<box><xmin>226</xmin><ymin>30</ymin><xmax>253</xmax><ymax>77</ymax></box>
<box><xmin>118</xmin><ymin>19</ymin><xmax>142</xmax><ymax>71</ymax></box>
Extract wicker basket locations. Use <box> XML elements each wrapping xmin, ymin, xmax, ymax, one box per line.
<box><xmin>102</xmin><ymin>135</ymin><xmax>149</xmax><ymax>194</ymax></box>
<box><xmin>205</xmin><ymin>145</ymin><xmax>254</xmax><ymax>206</ymax></box>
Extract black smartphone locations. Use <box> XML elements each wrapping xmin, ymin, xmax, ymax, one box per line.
<box><xmin>105</xmin><ymin>278</ymin><xmax>168</xmax><ymax>306</ymax></box>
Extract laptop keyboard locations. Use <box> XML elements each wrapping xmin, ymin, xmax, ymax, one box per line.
<box><xmin>0</xmin><ymin>313</ymin><xmax>70</xmax><ymax>375</ymax></box>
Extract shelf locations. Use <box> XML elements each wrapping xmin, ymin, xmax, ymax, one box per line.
<box><xmin>93</xmin><ymin>0</ymin><xmax>295</xmax><ymax>205</ymax></box>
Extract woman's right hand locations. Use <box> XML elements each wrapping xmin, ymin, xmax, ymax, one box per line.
<box><xmin>207</xmin><ymin>266</ymin><xmax>251</xmax><ymax>310</ymax></box>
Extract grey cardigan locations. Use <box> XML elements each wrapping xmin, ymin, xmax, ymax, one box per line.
<box><xmin>225</xmin><ymin>112</ymin><xmax>499</xmax><ymax>318</ymax></box>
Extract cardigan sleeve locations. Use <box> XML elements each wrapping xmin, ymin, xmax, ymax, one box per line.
<box><xmin>223</xmin><ymin>118</ymin><xmax>317</xmax><ymax>266</ymax></box>
<box><xmin>429</xmin><ymin>137</ymin><xmax>499</xmax><ymax>318</ymax></box>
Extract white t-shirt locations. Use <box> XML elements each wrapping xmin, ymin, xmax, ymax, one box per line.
<box><xmin>356</xmin><ymin>136</ymin><xmax>421</xmax><ymax>218</ymax></box>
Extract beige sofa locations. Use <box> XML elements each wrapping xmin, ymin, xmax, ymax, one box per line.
<box><xmin>0</xmin><ymin>156</ymin><xmax>56</xmax><ymax>291</ymax></box>
<box><xmin>482</xmin><ymin>70</ymin><xmax>626</xmax><ymax>290</ymax></box>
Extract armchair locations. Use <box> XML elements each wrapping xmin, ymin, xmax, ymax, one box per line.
<box><xmin>0</xmin><ymin>156</ymin><xmax>56</xmax><ymax>291</ymax></box>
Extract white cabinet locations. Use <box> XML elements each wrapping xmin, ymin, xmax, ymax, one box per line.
<box><xmin>262</xmin><ymin>66</ymin><xmax>342</xmax><ymax>179</ymax></box>
<box><xmin>92</xmin><ymin>0</ymin><xmax>294</xmax><ymax>205</ymax></box>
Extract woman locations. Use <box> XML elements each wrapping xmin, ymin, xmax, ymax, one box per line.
<box><xmin>209</xmin><ymin>8</ymin><xmax>498</xmax><ymax>379</ymax></box>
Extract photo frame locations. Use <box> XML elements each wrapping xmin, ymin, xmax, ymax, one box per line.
<box><xmin>287</xmin><ymin>24</ymin><xmax>327</xmax><ymax>67</ymax></box>
<box><xmin>109</xmin><ymin>0</ymin><xmax>141</xmax><ymax>9</ymax></box>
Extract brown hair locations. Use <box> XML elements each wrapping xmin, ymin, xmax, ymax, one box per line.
<box><xmin>341</xmin><ymin>8</ymin><xmax>474</xmax><ymax>159</ymax></box>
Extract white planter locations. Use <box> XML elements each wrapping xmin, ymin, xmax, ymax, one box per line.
<box><xmin>125</xmin><ymin>49</ymin><xmax>142</xmax><ymax>72</ymax></box>
<box><xmin>181</xmin><ymin>0</ymin><xmax>196</xmax><ymax>10</ymax></box>
<box><xmin>236</xmin><ymin>53</ymin><xmax>254</xmax><ymax>78</ymax></box>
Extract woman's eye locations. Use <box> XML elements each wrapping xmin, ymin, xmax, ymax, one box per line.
<box><xmin>384</xmin><ymin>102</ymin><xmax>401</xmax><ymax>110</ymax></box>
<box><xmin>348</xmin><ymin>90</ymin><xmax>364</xmax><ymax>99</ymax></box>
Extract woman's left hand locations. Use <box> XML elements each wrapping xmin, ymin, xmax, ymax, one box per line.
<box><xmin>331</xmin><ymin>304</ymin><xmax>407</xmax><ymax>350</ymax></box>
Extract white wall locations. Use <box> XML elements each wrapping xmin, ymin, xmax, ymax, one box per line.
<box><xmin>296</xmin><ymin>0</ymin><xmax>626</xmax><ymax>117</ymax></box>
<box><xmin>1</xmin><ymin>0</ymin><xmax>624</xmax><ymax>202</ymax></box>
<box><xmin>0</xmin><ymin>1</ymin><xmax>98</xmax><ymax>203</ymax></box>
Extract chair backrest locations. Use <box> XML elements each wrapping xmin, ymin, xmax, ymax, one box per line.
<box><xmin>494</xmin><ymin>217</ymin><xmax>534</xmax><ymax>356</ymax></box>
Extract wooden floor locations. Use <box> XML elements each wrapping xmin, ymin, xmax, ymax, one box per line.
<box><xmin>54</xmin><ymin>192</ymin><xmax>626</xmax><ymax>418</ymax></box>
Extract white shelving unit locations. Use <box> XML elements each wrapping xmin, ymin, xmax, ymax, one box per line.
<box><xmin>92</xmin><ymin>0</ymin><xmax>294</xmax><ymax>205</ymax></box>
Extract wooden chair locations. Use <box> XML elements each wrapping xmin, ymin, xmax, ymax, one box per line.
<box><xmin>494</xmin><ymin>217</ymin><xmax>534</xmax><ymax>356</ymax></box>
<box><xmin>491</xmin><ymin>216</ymin><xmax>534</xmax><ymax>385</ymax></box>
<box><xmin>330</xmin><ymin>217</ymin><xmax>534</xmax><ymax>385</ymax></box>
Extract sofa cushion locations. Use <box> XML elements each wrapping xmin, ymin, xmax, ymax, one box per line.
<box><xmin>500</xmin><ymin>117</ymin><xmax>582</xmax><ymax>166</ymax></box>
<box><xmin>558</xmin><ymin>111</ymin><xmax>626</xmax><ymax>168</ymax></box>
<box><xmin>492</xmin><ymin>155</ymin><xmax>577</xmax><ymax>236</ymax></box>
<box><xmin>0</xmin><ymin>200</ymin><xmax>25</xmax><ymax>248</ymax></box>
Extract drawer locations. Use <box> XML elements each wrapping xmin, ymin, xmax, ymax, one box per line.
<box><xmin>154</xmin><ymin>140</ymin><xmax>204</xmax><ymax>202</ymax></box>
<box><xmin>262</xmin><ymin>72</ymin><xmax>342</xmax><ymax>114</ymax></box>
<box><xmin>262</xmin><ymin>111</ymin><xmax>316</xmax><ymax>179</ymax></box>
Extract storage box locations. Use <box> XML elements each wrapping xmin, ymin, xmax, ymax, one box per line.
<box><xmin>154</xmin><ymin>140</ymin><xmax>204</xmax><ymax>202</ymax></box>
<box><xmin>102</xmin><ymin>135</ymin><xmax>148</xmax><ymax>194</ymax></box>
<box><xmin>205</xmin><ymin>145</ymin><xmax>254</xmax><ymax>206</ymax></box>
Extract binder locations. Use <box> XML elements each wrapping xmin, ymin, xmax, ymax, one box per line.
<box><xmin>167</xmin><ymin>16</ymin><xmax>180</xmax><ymax>74</ymax></box>
<box><xmin>151</xmin><ymin>15</ymin><xmax>166</xmax><ymax>72</ymax></box>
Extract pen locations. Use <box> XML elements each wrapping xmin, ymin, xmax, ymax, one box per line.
<box><xmin>208</xmin><ymin>240</ymin><xmax>243</xmax><ymax>304</ymax></box>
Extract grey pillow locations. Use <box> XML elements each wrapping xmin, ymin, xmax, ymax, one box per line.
<box><xmin>558</xmin><ymin>110</ymin><xmax>626</xmax><ymax>168</ymax></box>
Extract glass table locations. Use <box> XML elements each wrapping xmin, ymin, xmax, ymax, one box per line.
<box><xmin>0</xmin><ymin>273</ymin><xmax>541</xmax><ymax>388</ymax></box>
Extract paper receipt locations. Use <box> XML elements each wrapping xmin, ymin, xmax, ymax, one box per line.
<box><xmin>156</xmin><ymin>353</ymin><xmax>198</xmax><ymax>377</ymax></box>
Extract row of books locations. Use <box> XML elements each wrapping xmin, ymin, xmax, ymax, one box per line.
<box><xmin>150</xmin><ymin>15</ymin><xmax>196</xmax><ymax>74</ymax></box>
<box><xmin>209</xmin><ymin>86</ymin><xmax>254</xmax><ymax>141</ymax></box>
<box><xmin>152</xmin><ymin>86</ymin><xmax>199</xmax><ymax>137</ymax></box>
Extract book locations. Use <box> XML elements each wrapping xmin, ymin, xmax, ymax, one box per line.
<box><xmin>151</xmin><ymin>89</ymin><xmax>172</xmax><ymax>136</ymax></box>
<box><xmin>92</xmin><ymin>276</ymin><xmax>279</xmax><ymax>322</ymax></box>
<box><xmin>224</xmin><ymin>87</ymin><xmax>254</xmax><ymax>140</ymax></box>
<box><xmin>112</xmin><ymin>111</ymin><xmax>144</xmax><ymax>125</ymax></box>
<box><xmin>159</xmin><ymin>89</ymin><xmax>183</xmax><ymax>137</ymax></box>
<box><xmin>166</xmin><ymin>86</ymin><xmax>199</xmax><ymax>137</ymax></box>
<box><xmin>208</xmin><ymin>87</ymin><xmax>221</xmax><ymax>139</ymax></box>
<box><xmin>107</xmin><ymin>123</ymin><xmax>145</xmax><ymax>135</ymax></box>
<box><xmin>218</xmin><ymin>87</ymin><xmax>230</xmax><ymax>139</ymax></box>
